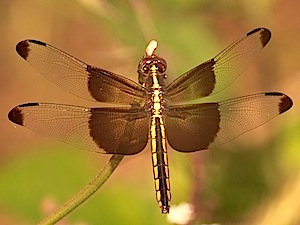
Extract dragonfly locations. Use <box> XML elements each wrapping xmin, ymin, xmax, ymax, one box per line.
<box><xmin>8</xmin><ymin>28</ymin><xmax>293</xmax><ymax>214</ymax></box>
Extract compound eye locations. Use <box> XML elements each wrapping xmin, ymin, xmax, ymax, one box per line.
<box><xmin>157</xmin><ymin>62</ymin><xmax>166</xmax><ymax>73</ymax></box>
<box><xmin>158</xmin><ymin>64</ymin><xmax>166</xmax><ymax>73</ymax></box>
<box><xmin>142</xmin><ymin>65</ymin><xmax>149</xmax><ymax>74</ymax></box>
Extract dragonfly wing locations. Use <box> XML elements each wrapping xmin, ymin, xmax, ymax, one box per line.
<box><xmin>165</xmin><ymin>92</ymin><xmax>292</xmax><ymax>152</ymax></box>
<box><xmin>16</xmin><ymin>40</ymin><xmax>145</xmax><ymax>105</ymax></box>
<box><xmin>8</xmin><ymin>103</ymin><xmax>149</xmax><ymax>155</ymax></box>
<box><xmin>166</xmin><ymin>28</ymin><xmax>271</xmax><ymax>103</ymax></box>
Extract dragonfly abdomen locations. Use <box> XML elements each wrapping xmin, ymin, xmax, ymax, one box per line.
<box><xmin>151</xmin><ymin>116</ymin><xmax>171</xmax><ymax>213</ymax></box>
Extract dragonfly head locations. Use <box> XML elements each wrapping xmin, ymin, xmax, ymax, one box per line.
<box><xmin>138</xmin><ymin>40</ymin><xmax>167</xmax><ymax>85</ymax></box>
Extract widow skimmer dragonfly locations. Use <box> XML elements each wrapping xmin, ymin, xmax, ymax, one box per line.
<box><xmin>8</xmin><ymin>28</ymin><xmax>293</xmax><ymax>214</ymax></box>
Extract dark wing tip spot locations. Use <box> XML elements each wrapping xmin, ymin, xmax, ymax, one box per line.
<box><xmin>260</xmin><ymin>28</ymin><xmax>271</xmax><ymax>47</ymax></box>
<box><xmin>16</xmin><ymin>40</ymin><xmax>47</xmax><ymax>60</ymax></box>
<box><xmin>247</xmin><ymin>28</ymin><xmax>271</xmax><ymax>47</ymax></box>
<box><xmin>265</xmin><ymin>92</ymin><xmax>293</xmax><ymax>114</ymax></box>
<box><xmin>8</xmin><ymin>103</ymin><xmax>39</xmax><ymax>126</ymax></box>
<box><xmin>16</xmin><ymin>40</ymin><xmax>30</xmax><ymax>60</ymax></box>
<box><xmin>279</xmin><ymin>94</ymin><xmax>293</xmax><ymax>114</ymax></box>
<box><xmin>8</xmin><ymin>106</ymin><xmax>24</xmax><ymax>126</ymax></box>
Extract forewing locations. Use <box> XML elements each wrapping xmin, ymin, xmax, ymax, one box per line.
<box><xmin>16</xmin><ymin>40</ymin><xmax>145</xmax><ymax>104</ymax></box>
<box><xmin>8</xmin><ymin>103</ymin><xmax>149</xmax><ymax>155</ymax></box>
<box><xmin>165</xmin><ymin>93</ymin><xmax>292</xmax><ymax>152</ymax></box>
<box><xmin>166</xmin><ymin>28</ymin><xmax>271</xmax><ymax>102</ymax></box>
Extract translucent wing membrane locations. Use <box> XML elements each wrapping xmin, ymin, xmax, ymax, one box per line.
<box><xmin>16</xmin><ymin>40</ymin><xmax>145</xmax><ymax>105</ymax></box>
<box><xmin>166</xmin><ymin>28</ymin><xmax>271</xmax><ymax>103</ymax></box>
<box><xmin>165</xmin><ymin>92</ymin><xmax>292</xmax><ymax>152</ymax></box>
<box><xmin>8</xmin><ymin>103</ymin><xmax>149</xmax><ymax>155</ymax></box>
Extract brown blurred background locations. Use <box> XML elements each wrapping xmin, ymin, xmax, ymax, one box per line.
<box><xmin>0</xmin><ymin>0</ymin><xmax>300</xmax><ymax>224</ymax></box>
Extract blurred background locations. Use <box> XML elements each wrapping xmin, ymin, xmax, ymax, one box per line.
<box><xmin>1</xmin><ymin>0</ymin><xmax>300</xmax><ymax>224</ymax></box>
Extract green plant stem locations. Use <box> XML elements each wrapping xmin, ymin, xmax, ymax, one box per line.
<box><xmin>38</xmin><ymin>155</ymin><xmax>124</xmax><ymax>225</ymax></box>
